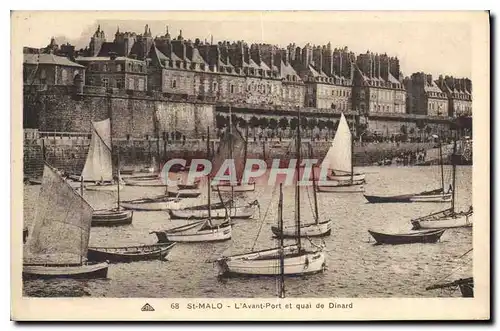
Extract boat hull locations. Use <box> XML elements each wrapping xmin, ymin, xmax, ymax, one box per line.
<box><xmin>217</xmin><ymin>251</ymin><xmax>326</xmax><ymax>276</ymax></box>
<box><xmin>166</xmin><ymin>187</ymin><xmax>201</xmax><ymax>198</ymax></box>
<box><xmin>212</xmin><ymin>182</ymin><xmax>256</xmax><ymax>193</ymax></box>
<box><xmin>22</xmin><ymin>262</ymin><xmax>109</xmax><ymax>279</ymax></box>
<box><xmin>327</xmin><ymin>173</ymin><xmax>365</xmax><ymax>183</ymax></box>
<box><xmin>271</xmin><ymin>220</ymin><xmax>332</xmax><ymax>237</ymax></box>
<box><xmin>91</xmin><ymin>210</ymin><xmax>133</xmax><ymax>227</ymax></box>
<box><xmin>459</xmin><ymin>280</ymin><xmax>474</xmax><ymax>297</ymax></box>
<box><xmin>364</xmin><ymin>193</ymin><xmax>452</xmax><ymax>203</ymax></box>
<box><xmin>121</xmin><ymin>198</ymin><xmax>183</xmax><ymax>211</ymax></box>
<box><xmin>316</xmin><ymin>181</ymin><xmax>365</xmax><ymax>193</ymax></box>
<box><xmin>368</xmin><ymin>229</ymin><xmax>446</xmax><ymax>245</ymax></box>
<box><xmin>168</xmin><ymin>205</ymin><xmax>255</xmax><ymax>220</ymax></box>
<box><xmin>411</xmin><ymin>214</ymin><xmax>473</xmax><ymax>230</ymax></box>
<box><xmin>87</xmin><ymin>243</ymin><xmax>176</xmax><ymax>263</ymax></box>
<box><xmin>123</xmin><ymin>178</ymin><xmax>165</xmax><ymax>187</ymax></box>
<box><xmin>153</xmin><ymin>222</ymin><xmax>232</xmax><ymax>243</ymax></box>
<box><xmin>85</xmin><ymin>183</ymin><xmax>125</xmax><ymax>192</ymax></box>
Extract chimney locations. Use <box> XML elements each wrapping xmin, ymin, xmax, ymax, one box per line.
<box><xmin>426</xmin><ymin>74</ymin><xmax>433</xmax><ymax>86</ymax></box>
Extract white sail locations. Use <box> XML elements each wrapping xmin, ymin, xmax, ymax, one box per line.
<box><xmin>25</xmin><ymin>165</ymin><xmax>94</xmax><ymax>265</ymax></box>
<box><xmin>81</xmin><ymin>119</ymin><xmax>113</xmax><ymax>182</ymax></box>
<box><xmin>321</xmin><ymin>113</ymin><xmax>352</xmax><ymax>173</ymax></box>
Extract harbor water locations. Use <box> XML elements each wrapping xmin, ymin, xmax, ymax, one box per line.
<box><xmin>22</xmin><ymin>165</ymin><xmax>472</xmax><ymax>298</ymax></box>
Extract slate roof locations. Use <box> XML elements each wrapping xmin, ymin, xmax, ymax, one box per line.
<box><xmin>24</xmin><ymin>54</ymin><xmax>84</xmax><ymax>68</ymax></box>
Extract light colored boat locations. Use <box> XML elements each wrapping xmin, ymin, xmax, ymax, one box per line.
<box><xmin>317</xmin><ymin>112</ymin><xmax>365</xmax><ymax>191</ymax></box>
<box><xmin>272</xmin><ymin>220</ymin><xmax>332</xmax><ymax>237</ymax></box>
<box><xmin>411</xmin><ymin>208</ymin><xmax>473</xmax><ymax>229</ymax></box>
<box><xmin>123</xmin><ymin>177</ymin><xmax>165</xmax><ymax>187</ymax></box>
<box><xmin>215</xmin><ymin>114</ymin><xmax>327</xmax><ymax>278</ymax></box>
<box><xmin>409</xmin><ymin>193</ymin><xmax>452</xmax><ymax>202</ymax></box>
<box><xmin>216</xmin><ymin>245</ymin><xmax>326</xmax><ymax>276</ymax></box>
<box><xmin>166</xmin><ymin>186</ymin><xmax>201</xmax><ymax>198</ymax></box>
<box><xmin>120</xmin><ymin>196</ymin><xmax>184</xmax><ymax>211</ymax></box>
<box><xmin>168</xmin><ymin>200</ymin><xmax>258</xmax><ymax>219</ymax></box>
<box><xmin>410</xmin><ymin>139</ymin><xmax>473</xmax><ymax>230</ymax></box>
<box><xmin>85</xmin><ymin>182</ymin><xmax>125</xmax><ymax>192</ymax></box>
<box><xmin>23</xmin><ymin>164</ymin><xmax>108</xmax><ymax>279</ymax></box>
<box><xmin>151</xmin><ymin>219</ymin><xmax>232</xmax><ymax>243</ymax></box>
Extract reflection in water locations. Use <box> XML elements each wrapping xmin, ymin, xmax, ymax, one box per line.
<box><xmin>22</xmin><ymin>166</ymin><xmax>472</xmax><ymax>298</ymax></box>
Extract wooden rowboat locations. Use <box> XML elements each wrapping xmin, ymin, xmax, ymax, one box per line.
<box><xmin>368</xmin><ymin>229</ymin><xmax>446</xmax><ymax>245</ymax></box>
<box><xmin>87</xmin><ymin>242</ymin><xmax>176</xmax><ymax>263</ymax></box>
<box><xmin>120</xmin><ymin>196</ymin><xmax>183</xmax><ymax>211</ymax></box>
<box><xmin>151</xmin><ymin>219</ymin><xmax>232</xmax><ymax>243</ymax></box>
<box><xmin>91</xmin><ymin>209</ymin><xmax>133</xmax><ymax>227</ymax></box>
<box><xmin>166</xmin><ymin>186</ymin><xmax>201</xmax><ymax>198</ymax></box>
<box><xmin>364</xmin><ymin>188</ymin><xmax>452</xmax><ymax>203</ymax></box>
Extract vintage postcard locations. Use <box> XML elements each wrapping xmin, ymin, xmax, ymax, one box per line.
<box><xmin>11</xmin><ymin>10</ymin><xmax>490</xmax><ymax>321</ymax></box>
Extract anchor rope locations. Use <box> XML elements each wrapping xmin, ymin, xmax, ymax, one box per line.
<box><xmin>251</xmin><ymin>185</ymin><xmax>278</xmax><ymax>252</ymax></box>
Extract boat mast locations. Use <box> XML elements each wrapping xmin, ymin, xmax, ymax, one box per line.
<box><xmin>229</xmin><ymin>106</ymin><xmax>234</xmax><ymax>202</ymax></box>
<box><xmin>451</xmin><ymin>134</ymin><xmax>457</xmax><ymax>213</ymax></box>
<box><xmin>439</xmin><ymin>137</ymin><xmax>444</xmax><ymax>193</ymax></box>
<box><xmin>207</xmin><ymin>126</ymin><xmax>212</xmax><ymax>225</ymax></box>
<box><xmin>296</xmin><ymin>107</ymin><xmax>302</xmax><ymax>248</ymax></box>
<box><xmin>310</xmin><ymin>143</ymin><xmax>319</xmax><ymax>224</ymax></box>
<box><xmin>117</xmin><ymin>150</ymin><xmax>121</xmax><ymax>210</ymax></box>
<box><xmin>278</xmin><ymin>183</ymin><xmax>285</xmax><ymax>298</ymax></box>
<box><xmin>351</xmin><ymin>113</ymin><xmax>354</xmax><ymax>183</ymax></box>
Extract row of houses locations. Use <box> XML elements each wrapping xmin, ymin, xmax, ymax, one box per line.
<box><xmin>23</xmin><ymin>24</ymin><xmax>472</xmax><ymax>118</ymax></box>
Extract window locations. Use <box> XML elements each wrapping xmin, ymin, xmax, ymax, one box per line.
<box><xmin>103</xmin><ymin>64</ymin><xmax>108</xmax><ymax>72</ymax></box>
<box><xmin>172</xmin><ymin>79</ymin><xmax>177</xmax><ymax>89</ymax></box>
<box><xmin>116</xmin><ymin>64</ymin><xmax>122</xmax><ymax>72</ymax></box>
<box><xmin>138</xmin><ymin>79</ymin><xmax>145</xmax><ymax>91</ymax></box>
<box><xmin>102</xmin><ymin>78</ymin><xmax>109</xmax><ymax>88</ymax></box>
<box><xmin>61</xmin><ymin>69</ymin><xmax>68</xmax><ymax>84</ymax></box>
<box><xmin>128</xmin><ymin>63</ymin><xmax>132</xmax><ymax>71</ymax></box>
<box><xmin>230</xmin><ymin>84</ymin><xmax>235</xmax><ymax>94</ymax></box>
<box><xmin>116</xmin><ymin>78</ymin><xmax>124</xmax><ymax>89</ymax></box>
<box><xmin>213</xmin><ymin>82</ymin><xmax>218</xmax><ymax>91</ymax></box>
<box><xmin>88</xmin><ymin>77</ymin><xmax>94</xmax><ymax>86</ymax></box>
<box><xmin>128</xmin><ymin>78</ymin><xmax>134</xmax><ymax>90</ymax></box>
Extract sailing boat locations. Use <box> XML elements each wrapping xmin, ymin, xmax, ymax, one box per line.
<box><xmin>150</xmin><ymin>175</ymin><xmax>232</xmax><ymax>243</ymax></box>
<box><xmin>425</xmin><ymin>249</ymin><xmax>473</xmax><ymax>297</ymax></box>
<box><xmin>168</xmin><ymin>126</ymin><xmax>259</xmax><ymax>219</ymax></box>
<box><xmin>215</xmin><ymin>183</ymin><xmax>326</xmax><ymax>276</ymax></box>
<box><xmin>364</xmin><ymin>135</ymin><xmax>452</xmax><ymax>203</ymax></box>
<box><xmin>271</xmin><ymin>114</ymin><xmax>332</xmax><ymax>238</ymax></box>
<box><xmin>411</xmin><ymin>138</ymin><xmax>473</xmax><ymax>230</ymax></box>
<box><xmin>23</xmin><ymin>164</ymin><xmax>109</xmax><ymax>279</ymax></box>
<box><xmin>316</xmin><ymin>113</ymin><xmax>365</xmax><ymax>193</ymax></box>
<box><xmin>212</xmin><ymin>106</ymin><xmax>255</xmax><ymax>193</ymax></box>
<box><xmin>70</xmin><ymin>119</ymin><xmax>124</xmax><ymax>192</ymax></box>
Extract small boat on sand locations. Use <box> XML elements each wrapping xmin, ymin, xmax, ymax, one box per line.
<box><xmin>120</xmin><ymin>196</ymin><xmax>184</xmax><ymax>211</ymax></box>
<box><xmin>364</xmin><ymin>188</ymin><xmax>452</xmax><ymax>203</ymax></box>
<box><xmin>368</xmin><ymin>229</ymin><xmax>446</xmax><ymax>245</ymax></box>
<box><xmin>91</xmin><ymin>209</ymin><xmax>133</xmax><ymax>227</ymax></box>
<box><xmin>166</xmin><ymin>186</ymin><xmax>201</xmax><ymax>198</ymax></box>
<box><xmin>87</xmin><ymin>242</ymin><xmax>176</xmax><ymax>263</ymax></box>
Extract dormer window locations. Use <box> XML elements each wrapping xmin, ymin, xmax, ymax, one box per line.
<box><xmin>116</xmin><ymin>64</ymin><xmax>122</xmax><ymax>71</ymax></box>
<box><xmin>213</xmin><ymin>82</ymin><xmax>218</xmax><ymax>91</ymax></box>
<box><xmin>200</xmin><ymin>64</ymin><xmax>205</xmax><ymax>71</ymax></box>
<box><xmin>171</xmin><ymin>79</ymin><xmax>177</xmax><ymax>89</ymax></box>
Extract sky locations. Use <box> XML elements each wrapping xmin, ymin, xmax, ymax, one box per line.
<box><xmin>15</xmin><ymin>11</ymin><xmax>473</xmax><ymax>78</ymax></box>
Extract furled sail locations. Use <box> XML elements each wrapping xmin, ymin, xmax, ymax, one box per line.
<box><xmin>24</xmin><ymin>165</ymin><xmax>94</xmax><ymax>264</ymax></box>
<box><xmin>81</xmin><ymin>119</ymin><xmax>113</xmax><ymax>182</ymax></box>
<box><xmin>321</xmin><ymin>113</ymin><xmax>352</xmax><ymax>173</ymax></box>
<box><xmin>211</xmin><ymin>124</ymin><xmax>247</xmax><ymax>182</ymax></box>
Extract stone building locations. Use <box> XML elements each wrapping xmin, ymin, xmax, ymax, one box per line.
<box><xmin>352</xmin><ymin>51</ymin><xmax>406</xmax><ymax>115</ymax></box>
<box><xmin>436</xmin><ymin>76</ymin><xmax>472</xmax><ymax>117</ymax></box>
<box><xmin>405</xmin><ymin>73</ymin><xmax>449</xmax><ymax>116</ymax></box>
<box><xmin>290</xmin><ymin>43</ymin><xmax>354</xmax><ymax>111</ymax></box>
<box><xmin>74</xmin><ymin>26</ymin><xmax>148</xmax><ymax>90</ymax></box>
<box><xmin>23</xmin><ymin>53</ymin><xmax>85</xmax><ymax>86</ymax></box>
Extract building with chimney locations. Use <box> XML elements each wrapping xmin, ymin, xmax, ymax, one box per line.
<box><xmin>436</xmin><ymin>75</ymin><xmax>472</xmax><ymax>117</ymax></box>
<box><xmin>405</xmin><ymin>73</ymin><xmax>449</xmax><ymax>116</ymax></box>
<box><xmin>352</xmin><ymin>51</ymin><xmax>406</xmax><ymax>115</ymax></box>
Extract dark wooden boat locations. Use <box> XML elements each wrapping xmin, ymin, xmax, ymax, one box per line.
<box><xmin>26</xmin><ymin>178</ymin><xmax>42</xmax><ymax>185</ymax></box>
<box><xmin>177</xmin><ymin>179</ymin><xmax>200</xmax><ymax>190</ymax></box>
<box><xmin>368</xmin><ymin>229</ymin><xmax>446</xmax><ymax>245</ymax></box>
<box><xmin>91</xmin><ymin>209</ymin><xmax>133</xmax><ymax>227</ymax></box>
<box><xmin>426</xmin><ymin>277</ymin><xmax>474</xmax><ymax>297</ymax></box>
<box><xmin>87</xmin><ymin>242</ymin><xmax>176</xmax><ymax>263</ymax></box>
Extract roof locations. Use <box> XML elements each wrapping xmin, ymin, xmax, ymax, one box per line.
<box><xmin>189</xmin><ymin>48</ymin><xmax>207</xmax><ymax>65</ymax></box>
<box><xmin>279</xmin><ymin>61</ymin><xmax>302</xmax><ymax>82</ymax></box>
<box><xmin>97</xmin><ymin>42</ymin><xmax>126</xmax><ymax>57</ymax></box>
<box><xmin>75</xmin><ymin>56</ymin><xmax>146</xmax><ymax>63</ymax></box>
<box><xmin>387</xmin><ymin>73</ymin><xmax>400</xmax><ymax>84</ymax></box>
<box><xmin>424</xmin><ymin>80</ymin><xmax>444</xmax><ymax>93</ymax></box>
<box><xmin>24</xmin><ymin>53</ymin><xmax>84</xmax><ymax>68</ymax></box>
